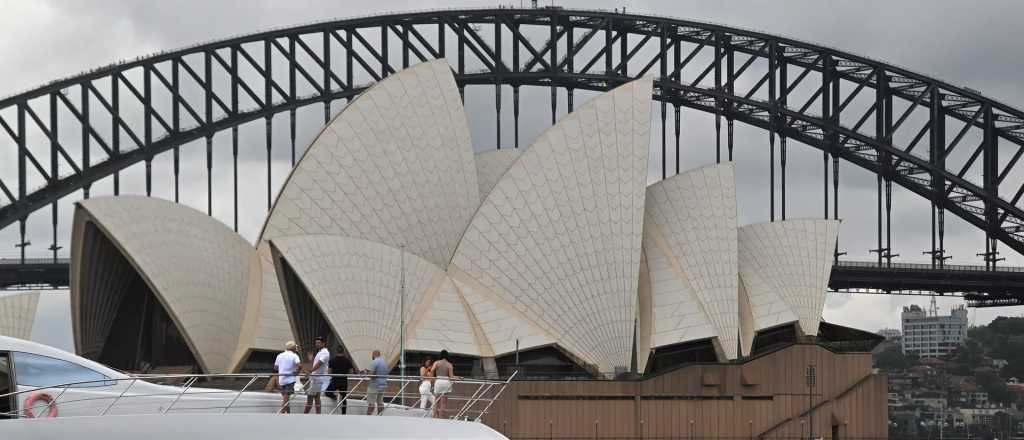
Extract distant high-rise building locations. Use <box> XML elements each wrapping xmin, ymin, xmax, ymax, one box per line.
<box><xmin>877</xmin><ymin>328</ymin><xmax>902</xmax><ymax>342</ymax></box>
<box><xmin>901</xmin><ymin>304</ymin><xmax>968</xmax><ymax>358</ymax></box>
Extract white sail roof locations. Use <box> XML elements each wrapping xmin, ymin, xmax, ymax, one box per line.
<box><xmin>260</xmin><ymin>59</ymin><xmax>479</xmax><ymax>269</ymax></box>
<box><xmin>641</xmin><ymin>225</ymin><xmax>719</xmax><ymax>350</ymax></box>
<box><xmin>642</xmin><ymin>163</ymin><xmax>739</xmax><ymax>359</ymax></box>
<box><xmin>0</xmin><ymin>291</ymin><xmax>40</xmax><ymax>340</ymax></box>
<box><xmin>72</xmin><ymin>196</ymin><xmax>254</xmax><ymax>373</ymax></box>
<box><xmin>737</xmin><ymin>219</ymin><xmax>839</xmax><ymax>336</ymax></box>
<box><xmin>736</xmin><ymin>252</ymin><xmax>800</xmax><ymax>333</ymax></box>
<box><xmin>451</xmin><ymin>78</ymin><xmax>652</xmax><ymax>372</ymax></box>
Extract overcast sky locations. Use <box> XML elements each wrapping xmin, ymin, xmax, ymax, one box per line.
<box><xmin>3</xmin><ymin>0</ymin><xmax>1024</xmax><ymax>350</ymax></box>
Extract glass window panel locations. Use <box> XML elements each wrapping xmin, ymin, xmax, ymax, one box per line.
<box><xmin>12</xmin><ymin>352</ymin><xmax>112</xmax><ymax>388</ymax></box>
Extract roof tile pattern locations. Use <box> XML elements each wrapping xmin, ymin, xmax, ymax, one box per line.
<box><xmin>474</xmin><ymin>149</ymin><xmax>523</xmax><ymax>200</ymax></box>
<box><xmin>450</xmin><ymin>275</ymin><xmax>553</xmax><ymax>357</ymax></box>
<box><xmin>451</xmin><ymin>78</ymin><xmax>652</xmax><ymax>371</ymax></box>
<box><xmin>270</xmin><ymin>235</ymin><xmax>444</xmax><ymax>370</ymax></box>
<box><xmin>261</xmin><ymin>59</ymin><xmax>479</xmax><ymax>268</ymax></box>
<box><xmin>251</xmin><ymin>244</ymin><xmax>294</xmax><ymax>352</ymax></box>
<box><xmin>737</xmin><ymin>219</ymin><xmax>839</xmax><ymax>336</ymax></box>
<box><xmin>0</xmin><ymin>291</ymin><xmax>40</xmax><ymax>340</ymax></box>
<box><xmin>643</xmin><ymin>164</ymin><xmax>739</xmax><ymax>359</ymax></box>
<box><xmin>736</xmin><ymin>250</ymin><xmax>800</xmax><ymax>332</ymax></box>
<box><xmin>407</xmin><ymin>277</ymin><xmax>483</xmax><ymax>357</ymax></box>
<box><xmin>641</xmin><ymin>230</ymin><xmax>718</xmax><ymax>349</ymax></box>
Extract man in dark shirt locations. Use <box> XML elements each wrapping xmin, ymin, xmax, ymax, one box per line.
<box><xmin>325</xmin><ymin>354</ymin><xmax>354</xmax><ymax>414</ymax></box>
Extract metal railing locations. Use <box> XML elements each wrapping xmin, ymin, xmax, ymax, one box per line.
<box><xmin>0</xmin><ymin>257</ymin><xmax>69</xmax><ymax>265</ymax></box>
<box><xmin>0</xmin><ymin>372</ymin><xmax>514</xmax><ymax>421</ymax></box>
<box><xmin>834</xmin><ymin>259</ymin><xmax>1024</xmax><ymax>273</ymax></box>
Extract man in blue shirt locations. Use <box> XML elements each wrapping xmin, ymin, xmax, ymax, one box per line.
<box><xmin>365</xmin><ymin>350</ymin><xmax>389</xmax><ymax>415</ymax></box>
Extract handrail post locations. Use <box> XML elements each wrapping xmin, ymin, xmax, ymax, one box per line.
<box><xmin>474</xmin><ymin>370</ymin><xmax>518</xmax><ymax>422</ymax></box>
<box><xmin>36</xmin><ymin>386</ymin><xmax>70</xmax><ymax>419</ymax></box>
<box><xmin>162</xmin><ymin>376</ymin><xmax>198</xmax><ymax>414</ymax></box>
<box><xmin>329</xmin><ymin>376</ymin><xmax>364</xmax><ymax>415</ymax></box>
<box><xmin>453</xmin><ymin>382</ymin><xmax>483</xmax><ymax>420</ymax></box>
<box><xmin>101</xmin><ymin>378</ymin><xmax>137</xmax><ymax>416</ymax></box>
<box><xmin>383</xmin><ymin>376</ymin><xmax>411</xmax><ymax>415</ymax></box>
<box><xmin>455</xmin><ymin>382</ymin><xmax>490</xmax><ymax>420</ymax></box>
<box><xmin>221</xmin><ymin>375</ymin><xmax>259</xmax><ymax>414</ymax></box>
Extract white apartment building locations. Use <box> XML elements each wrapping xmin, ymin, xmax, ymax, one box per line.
<box><xmin>877</xmin><ymin>328</ymin><xmax>902</xmax><ymax>341</ymax></box>
<box><xmin>901</xmin><ymin>304</ymin><xmax>968</xmax><ymax>358</ymax></box>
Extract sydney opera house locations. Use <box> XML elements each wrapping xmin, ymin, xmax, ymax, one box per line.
<box><xmin>67</xmin><ymin>58</ymin><xmax>871</xmax><ymax>373</ymax></box>
<box><xmin>68</xmin><ymin>59</ymin><xmax>885</xmax><ymax>437</ymax></box>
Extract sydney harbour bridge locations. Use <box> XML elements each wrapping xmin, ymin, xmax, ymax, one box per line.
<box><xmin>2</xmin><ymin>7</ymin><xmax>1024</xmax><ymax>307</ymax></box>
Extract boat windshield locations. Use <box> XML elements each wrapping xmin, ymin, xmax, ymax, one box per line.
<box><xmin>12</xmin><ymin>352</ymin><xmax>114</xmax><ymax>388</ymax></box>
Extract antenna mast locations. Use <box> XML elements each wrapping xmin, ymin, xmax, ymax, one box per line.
<box><xmin>399</xmin><ymin>243</ymin><xmax>406</xmax><ymax>405</ymax></box>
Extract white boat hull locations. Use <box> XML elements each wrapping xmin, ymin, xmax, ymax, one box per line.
<box><xmin>0</xmin><ymin>413</ymin><xmax>508</xmax><ymax>440</ymax></box>
<box><xmin>18</xmin><ymin>384</ymin><xmax>429</xmax><ymax>417</ymax></box>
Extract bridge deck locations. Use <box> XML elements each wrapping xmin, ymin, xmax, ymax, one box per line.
<box><xmin>2</xmin><ymin>258</ymin><xmax>1022</xmax><ymax>307</ymax></box>
<box><xmin>830</xmin><ymin>261</ymin><xmax>1024</xmax><ymax>307</ymax></box>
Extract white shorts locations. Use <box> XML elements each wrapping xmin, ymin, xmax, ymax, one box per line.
<box><xmin>309</xmin><ymin>377</ymin><xmax>329</xmax><ymax>394</ymax></box>
<box><xmin>433</xmin><ymin>378</ymin><xmax>452</xmax><ymax>395</ymax></box>
<box><xmin>418</xmin><ymin>380</ymin><xmax>432</xmax><ymax>395</ymax></box>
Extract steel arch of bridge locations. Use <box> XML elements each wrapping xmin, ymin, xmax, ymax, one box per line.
<box><xmin>2</xmin><ymin>7</ymin><xmax>1024</xmax><ymax>267</ymax></box>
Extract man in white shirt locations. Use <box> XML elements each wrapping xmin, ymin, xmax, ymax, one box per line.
<box><xmin>274</xmin><ymin>340</ymin><xmax>301</xmax><ymax>413</ymax></box>
<box><xmin>304</xmin><ymin>336</ymin><xmax>331</xmax><ymax>414</ymax></box>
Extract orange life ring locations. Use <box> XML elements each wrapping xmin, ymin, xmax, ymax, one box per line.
<box><xmin>23</xmin><ymin>392</ymin><xmax>58</xmax><ymax>418</ymax></box>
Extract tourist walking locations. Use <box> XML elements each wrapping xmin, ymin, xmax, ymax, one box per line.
<box><xmin>429</xmin><ymin>350</ymin><xmax>460</xmax><ymax>418</ymax></box>
<box><xmin>418</xmin><ymin>357</ymin><xmax>435</xmax><ymax>411</ymax></box>
<box><xmin>326</xmin><ymin>352</ymin><xmax>354</xmax><ymax>414</ymax></box>
<box><xmin>365</xmin><ymin>350</ymin><xmax>389</xmax><ymax>415</ymax></box>
<box><xmin>303</xmin><ymin>336</ymin><xmax>330</xmax><ymax>414</ymax></box>
<box><xmin>273</xmin><ymin>341</ymin><xmax>301</xmax><ymax>413</ymax></box>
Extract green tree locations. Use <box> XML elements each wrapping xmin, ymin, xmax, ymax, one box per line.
<box><xmin>988</xmin><ymin>317</ymin><xmax>1024</xmax><ymax>336</ymax></box>
<box><xmin>954</xmin><ymin>339</ymin><xmax>986</xmax><ymax>368</ymax></box>
<box><xmin>980</xmin><ymin>317</ymin><xmax>1024</xmax><ymax>379</ymax></box>
<box><xmin>977</xmin><ymin>371</ymin><xmax>1018</xmax><ymax>405</ymax></box>
<box><xmin>875</xmin><ymin>345</ymin><xmax>912</xmax><ymax>371</ymax></box>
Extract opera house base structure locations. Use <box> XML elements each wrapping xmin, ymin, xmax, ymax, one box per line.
<box><xmin>482</xmin><ymin>344</ymin><xmax>887</xmax><ymax>440</ymax></box>
<box><xmin>68</xmin><ymin>59</ymin><xmax>886</xmax><ymax>435</ymax></box>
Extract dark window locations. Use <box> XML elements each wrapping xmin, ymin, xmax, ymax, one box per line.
<box><xmin>12</xmin><ymin>352</ymin><xmax>112</xmax><ymax>388</ymax></box>
<box><xmin>399</xmin><ymin>351</ymin><xmax>481</xmax><ymax>378</ymax></box>
<box><xmin>0</xmin><ymin>353</ymin><xmax>11</xmax><ymax>418</ymax></box>
<box><xmin>495</xmin><ymin>346</ymin><xmax>592</xmax><ymax>379</ymax></box>
<box><xmin>648</xmin><ymin>339</ymin><xmax>719</xmax><ymax>375</ymax></box>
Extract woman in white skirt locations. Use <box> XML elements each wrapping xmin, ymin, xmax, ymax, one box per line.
<box><xmin>418</xmin><ymin>357</ymin><xmax>435</xmax><ymax>411</ymax></box>
<box><xmin>429</xmin><ymin>350</ymin><xmax>460</xmax><ymax>419</ymax></box>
